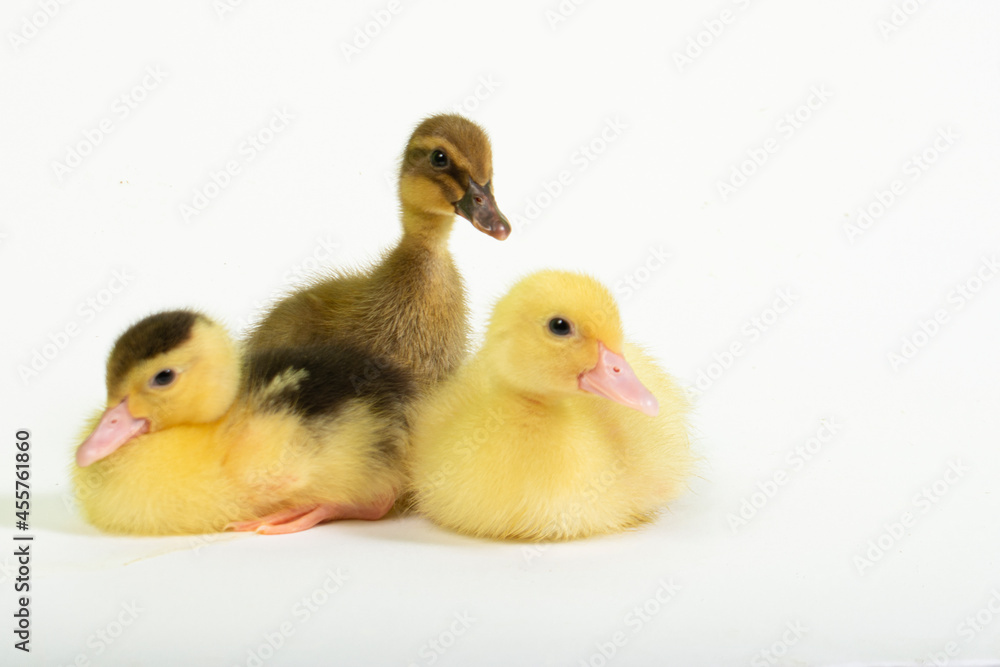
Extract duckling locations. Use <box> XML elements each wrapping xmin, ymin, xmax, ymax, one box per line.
<box><xmin>406</xmin><ymin>271</ymin><xmax>692</xmax><ymax>541</ymax></box>
<box><xmin>73</xmin><ymin>310</ymin><xmax>413</xmax><ymax>535</ymax></box>
<box><xmin>247</xmin><ymin>114</ymin><xmax>509</xmax><ymax>387</ymax></box>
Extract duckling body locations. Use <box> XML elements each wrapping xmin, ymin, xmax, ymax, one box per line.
<box><xmin>407</xmin><ymin>272</ymin><xmax>692</xmax><ymax>540</ymax></box>
<box><xmin>248</xmin><ymin>240</ymin><xmax>466</xmax><ymax>386</ymax></box>
<box><xmin>74</xmin><ymin>311</ymin><xmax>413</xmax><ymax>535</ymax></box>
<box><xmin>248</xmin><ymin>114</ymin><xmax>509</xmax><ymax>387</ymax></box>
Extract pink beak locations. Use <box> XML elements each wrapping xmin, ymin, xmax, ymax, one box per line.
<box><xmin>76</xmin><ymin>399</ymin><xmax>150</xmax><ymax>467</ymax></box>
<box><xmin>578</xmin><ymin>342</ymin><xmax>659</xmax><ymax>416</ymax></box>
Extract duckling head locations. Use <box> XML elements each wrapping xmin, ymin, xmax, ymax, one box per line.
<box><xmin>75</xmin><ymin>310</ymin><xmax>239</xmax><ymax>467</ymax></box>
<box><xmin>483</xmin><ymin>271</ymin><xmax>659</xmax><ymax>416</ymax></box>
<box><xmin>398</xmin><ymin>113</ymin><xmax>510</xmax><ymax>241</ymax></box>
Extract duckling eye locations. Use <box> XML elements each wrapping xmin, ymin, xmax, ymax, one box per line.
<box><xmin>430</xmin><ymin>150</ymin><xmax>449</xmax><ymax>168</ymax></box>
<box><xmin>150</xmin><ymin>369</ymin><xmax>176</xmax><ymax>388</ymax></box>
<box><xmin>548</xmin><ymin>318</ymin><xmax>572</xmax><ymax>336</ymax></box>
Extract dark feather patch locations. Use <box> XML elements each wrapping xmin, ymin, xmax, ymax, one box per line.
<box><xmin>106</xmin><ymin>310</ymin><xmax>201</xmax><ymax>394</ymax></box>
<box><xmin>242</xmin><ymin>345</ymin><xmax>414</xmax><ymax>420</ymax></box>
<box><xmin>373</xmin><ymin>435</ymin><xmax>400</xmax><ymax>456</ymax></box>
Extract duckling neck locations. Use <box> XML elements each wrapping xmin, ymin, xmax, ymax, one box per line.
<box><xmin>399</xmin><ymin>210</ymin><xmax>456</xmax><ymax>248</ymax></box>
<box><xmin>365</xmin><ymin>211</ymin><xmax>466</xmax><ymax>384</ymax></box>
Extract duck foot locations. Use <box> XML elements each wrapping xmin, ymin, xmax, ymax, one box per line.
<box><xmin>227</xmin><ymin>495</ymin><xmax>395</xmax><ymax>535</ymax></box>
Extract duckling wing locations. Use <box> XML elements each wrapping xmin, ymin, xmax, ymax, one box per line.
<box><xmin>247</xmin><ymin>273</ymin><xmax>368</xmax><ymax>349</ymax></box>
<box><xmin>241</xmin><ymin>344</ymin><xmax>413</xmax><ymax>422</ymax></box>
<box><xmin>232</xmin><ymin>344</ymin><xmax>416</xmax><ymax>512</ymax></box>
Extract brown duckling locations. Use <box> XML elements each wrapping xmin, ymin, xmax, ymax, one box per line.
<box><xmin>247</xmin><ymin>114</ymin><xmax>510</xmax><ymax>387</ymax></box>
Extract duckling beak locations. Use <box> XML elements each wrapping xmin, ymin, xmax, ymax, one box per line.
<box><xmin>578</xmin><ymin>342</ymin><xmax>659</xmax><ymax>417</ymax></box>
<box><xmin>76</xmin><ymin>399</ymin><xmax>150</xmax><ymax>467</ymax></box>
<box><xmin>455</xmin><ymin>180</ymin><xmax>510</xmax><ymax>240</ymax></box>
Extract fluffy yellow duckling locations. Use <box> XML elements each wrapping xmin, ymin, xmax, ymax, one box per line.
<box><xmin>74</xmin><ymin>310</ymin><xmax>413</xmax><ymax>535</ymax></box>
<box><xmin>248</xmin><ymin>113</ymin><xmax>510</xmax><ymax>387</ymax></box>
<box><xmin>407</xmin><ymin>271</ymin><xmax>692</xmax><ymax>540</ymax></box>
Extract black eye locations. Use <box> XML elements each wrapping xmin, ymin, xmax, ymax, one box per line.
<box><xmin>430</xmin><ymin>150</ymin><xmax>449</xmax><ymax>168</ymax></box>
<box><xmin>151</xmin><ymin>369</ymin><xmax>175</xmax><ymax>387</ymax></box>
<box><xmin>548</xmin><ymin>318</ymin><xmax>572</xmax><ymax>336</ymax></box>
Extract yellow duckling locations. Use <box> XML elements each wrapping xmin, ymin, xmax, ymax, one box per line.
<box><xmin>407</xmin><ymin>271</ymin><xmax>692</xmax><ymax>540</ymax></box>
<box><xmin>74</xmin><ymin>310</ymin><xmax>413</xmax><ymax>535</ymax></box>
<box><xmin>248</xmin><ymin>113</ymin><xmax>509</xmax><ymax>387</ymax></box>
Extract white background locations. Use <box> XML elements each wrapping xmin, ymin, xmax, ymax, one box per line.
<box><xmin>2</xmin><ymin>0</ymin><xmax>999</xmax><ymax>665</ymax></box>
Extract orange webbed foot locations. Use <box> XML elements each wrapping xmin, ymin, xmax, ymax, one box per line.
<box><xmin>226</xmin><ymin>495</ymin><xmax>395</xmax><ymax>535</ymax></box>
